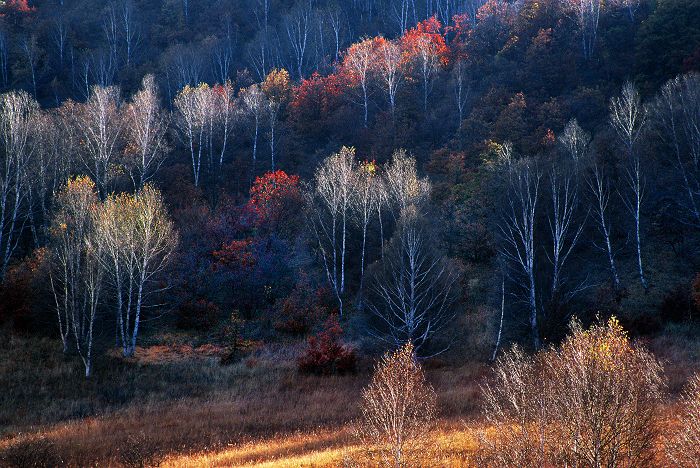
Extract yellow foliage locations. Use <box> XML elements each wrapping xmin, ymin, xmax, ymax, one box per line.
<box><xmin>262</xmin><ymin>68</ymin><xmax>291</xmax><ymax>102</ymax></box>
<box><xmin>361</xmin><ymin>160</ymin><xmax>378</xmax><ymax>176</ymax></box>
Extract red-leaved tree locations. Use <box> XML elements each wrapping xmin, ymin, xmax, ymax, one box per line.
<box><xmin>401</xmin><ymin>17</ymin><xmax>450</xmax><ymax>113</ymax></box>
<box><xmin>1</xmin><ymin>0</ymin><xmax>35</xmax><ymax>14</ymax></box>
<box><xmin>246</xmin><ymin>170</ymin><xmax>302</xmax><ymax>235</ymax></box>
<box><xmin>290</xmin><ymin>72</ymin><xmax>347</xmax><ymax>137</ymax></box>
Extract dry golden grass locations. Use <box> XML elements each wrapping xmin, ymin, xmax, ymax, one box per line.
<box><xmin>107</xmin><ymin>343</ymin><xmax>228</xmax><ymax>364</ymax></box>
<box><xmin>159</xmin><ymin>422</ymin><xmax>479</xmax><ymax>467</ymax></box>
<box><xmin>2</xmin><ymin>328</ymin><xmax>697</xmax><ymax>467</ymax></box>
<box><xmin>0</xmin><ymin>332</ymin><xmax>486</xmax><ymax>466</ymax></box>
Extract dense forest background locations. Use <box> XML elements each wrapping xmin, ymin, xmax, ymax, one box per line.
<box><xmin>2</xmin><ymin>0</ymin><xmax>700</xmax><ymax>465</ymax></box>
<box><xmin>0</xmin><ymin>0</ymin><xmax>700</xmax><ymax>411</ymax></box>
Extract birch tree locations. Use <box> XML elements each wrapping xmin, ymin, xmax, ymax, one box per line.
<box><xmin>383</xmin><ymin>149</ymin><xmax>430</xmax><ymax>217</ymax></box>
<box><xmin>403</xmin><ymin>22</ymin><xmax>448</xmax><ymax>115</ymax></box>
<box><xmin>284</xmin><ymin>3</ymin><xmax>312</xmax><ymax>79</ymax></box>
<box><xmin>96</xmin><ymin>185</ymin><xmax>176</xmax><ymax>357</ymax></box>
<box><xmin>613</xmin><ymin>0</ymin><xmax>641</xmax><ymax>22</ymax></box>
<box><xmin>0</xmin><ymin>91</ymin><xmax>38</xmax><ymax>279</ymax></box>
<box><xmin>124</xmin><ymin>75</ymin><xmax>169</xmax><ymax>190</ymax></box>
<box><xmin>547</xmin><ymin>165</ymin><xmax>584</xmax><ymax>298</ymax></box>
<box><xmin>212</xmin><ymin>30</ymin><xmax>235</xmax><ymax>84</ymax></box>
<box><xmin>549</xmin><ymin>121</ymin><xmax>590</xmax><ymax>295</ymax></box>
<box><xmin>497</xmin><ymin>157</ymin><xmax>542</xmax><ymax>349</ymax></box>
<box><xmin>357</xmin><ymin>343</ymin><xmax>437</xmax><ymax>467</ymax></box>
<box><xmin>326</xmin><ymin>4</ymin><xmax>347</xmax><ymax>63</ymax></box>
<box><xmin>564</xmin><ymin>0</ymin><xmax>602</xmax><ymax>60</ymax></box>
<box><xmin>51</xmin><ymin>19</ymin><xmax>68</xmax><ymax>69</ymax></box>
<box><xmin>21</xmin><ymin>36</ymin><xmax>40</xmax><ymax>99</ymax></box>
<box><xmin>174</xmin><ymin>84</ymin><xmax>207</xmax><ymax>187</ymax></box>
<box><xmin>610</xmin><ymin>82</ymin><xmax>648</xmax><ymax>290</ymax></box>
<box><xmin>374</xmin><ymin>38</ymin><xmax>402</xmax><ymax>116</ymax></box>
<box><xmin>262</xmin><ymin>68</ymin><xmax>290</xmax><ymax>172</ymax></box>
<box><xmin>558</xmin><ymin>118</ymin><xmax>589</xmax><ymax>166</ymax></box>
<box><xmin>665</xmin><ymin>374</ymin><xmax>700</xmax><ymax>467</ymax></box>
<box><xmin>416</xmin><ymin>34</ymin><xmax>442</xmax><ymax>114</ymax></box>
<box><xmin>343</xmin><ymin>38</ymin><xmax>374</xmax><ymax>127</ymax></box>
<box><xmin>368</xmin><ymin>207</ymin><xmax>457</xmax><ymax>354</ymax></box>
<box><xmin>587</xmin><ymin>164</ymin><xmax>621</xmax><ymax>289</ymax></box>
<box><xmin>652</xmin><ymin>73</ymin><xmax>700</xmax><ymax>228</ymax></box>
<box><xmin>482</xmin><ymin>318</ymin><xmax>663</xmax><ymax>466</ymax></box>
<box><xmin>453</xmin><ymin>58</ymin><xmax>470</xmax><ymax>126</ymax></box>
<box><xmin>351</xmin><ymin>160</ymin><xmax>382</xmax><ymax>292</ymax></box>
<box><xmin>128</xmin><ymin>186</ymin><xmax>177</xmax><ymax>356</ymax></box>
<box><xmin>120</xmin><ymin>0</ymin><xmax>141</xmax><ymax>67</ymax></box>
<box><xmin>241</xmin><ymin>83</ymin><xmax>266</xmax><ymax>169</ymax></box>
<box><xmin>212</xmin><ymin>81</ymin><xmax>236</xmax><ymax>170</ymax></box>
<box><xmin>308</xmin><ymin>146</ymin><xmax>357</xmax><ymax>316</ymax></box>
<box><xmin>73</xmin><ymin>85</ymin><xmax>123</xmax><ymax>198</ymax></box>
<box><xmin>49</xmin><ymin>176</ymin><xmax>103</xmax><ymax>377</ymax></box>
<box><xmin>102</xmin><ymin>3</ymin><xmax>119</xmax><ymax>69</ymax></box>
<box><xmin>27</xmin><ymin>112</ymin><xmax>72</xmax><ymax>245</ymax></box>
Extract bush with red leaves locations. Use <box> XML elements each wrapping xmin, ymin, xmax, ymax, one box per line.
<box><xmin>297</xmin><ymin>315</ymin><xmax>356</xmax><ymax>375</ymax></box>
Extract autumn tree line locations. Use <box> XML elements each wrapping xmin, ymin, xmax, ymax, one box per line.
<box><xmin>1</xmin><ymin>2</ymin><xmax>700</xmax><ymax>464</ymax></box>
<box><xmin>1</xmin><ymin>71</ymin><xmax>699</xmax><ymax>376</ymax></box>
<box><xmin>0</xmin><ymin>1</ymin><xmax>698</xmax><ymax>467</ymax></box>
<box><xmin>0</xmin><ymin>0</ymin><xmax>696</xmax><ymax>364</ymax></box>
<box><xmin>0</xmin><ymin>80</ymin><xmax>179</xmax><ymax>377</ymax></box>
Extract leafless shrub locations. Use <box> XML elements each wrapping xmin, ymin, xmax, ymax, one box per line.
<box><xmin>0</xmin><ymin>437</ymin><xmax>63</xmax><ymax>467</ymax></box>
<box><xmin>665</xmin><ymin>374</ymin><xmax>700</xmax><ymax>467</ymax></box>
<box><xmin>356</xmin><ymin>342</ymin><xmax>437</xmax><ymax>467</ymax></box>
<box><xmin>479</xmin><ymin>317</ymin><xmax>664</xmax><ymax>467</ymax></box>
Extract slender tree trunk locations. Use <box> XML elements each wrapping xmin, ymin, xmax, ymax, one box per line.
<box><xmin>270</xmin><ymin>118</ymin><xmax>276</xmax><ymax>172</ymax></box>
<box><xmin>362</xmin><ymin>83</ymin><xmax>368</xmax><ymax>128</ymax></box>
<box><xmin>492</xmin><ymin>275</ymin><xmax>505</xmax><ymax>361</ymax></box>
<box><xmin>378</xmin><ymin>204</ymin><xmax>385</xmax><ymax>258</ymax></box>
<box><xmin>1</xmin><ymin>181</ymin><xmax>22</xmax><ymax>277</ymax></box>
<box><xmin>340</xmin><ymin>209</ymin><xmax>346</xmax><ymax>294</ymax></box>
<box><xmin>603</xmin><ymin>222</ymin><xmax>620</xmax><ymax>289</ymax></box>
<box><xmin>195</xmin><ymin>124</ymin><xmax>204</xmax><ymax>187</ymax></box>
<box><xmin>253</xmin><ymin>116</ymin><xmax>259</xmax><ymax>162</ymax></box>
<box><xmin>131</xmin><ymin>271</ymin><xmax>145</xmax><ymax>357</ymax></box>
<box><xmin>635</xmin><ymin>203</ymin><xmax>647</xmax><ymax>291</ymax></box>
<box><xmin>529</xmin><ymin>269</ymin><xmax>539</xmax><ymax>349</ymax></box>
<box><xmin>219</xmin><ymin>107</ymin><xmax>230</xmax><ymax>169</ymax></box>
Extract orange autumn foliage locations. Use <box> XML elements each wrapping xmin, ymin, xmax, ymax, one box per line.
<box><xmin>247</xmin><ymin>170</ymin><xmax>302</xmax><ymax>227</ymax></box>
<box><xmin>1</xmin><ymin>0</ymin><xmax>35</xmax><ymax>14</ymax></box>
<box><xmin>290</xmin><ymin>72</ymin><xmax>348</xmax><ymax>120</ymax></box>
<box><xmin>401</xmin><ymin>17</ymin><xmax>450</xmax><ymax>67</ymax></box>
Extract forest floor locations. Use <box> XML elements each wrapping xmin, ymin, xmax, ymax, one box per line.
<box><xmin>1</xmin><ymin>321</ymin><xmax>699</xmax><ymax>467</ymax></box>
